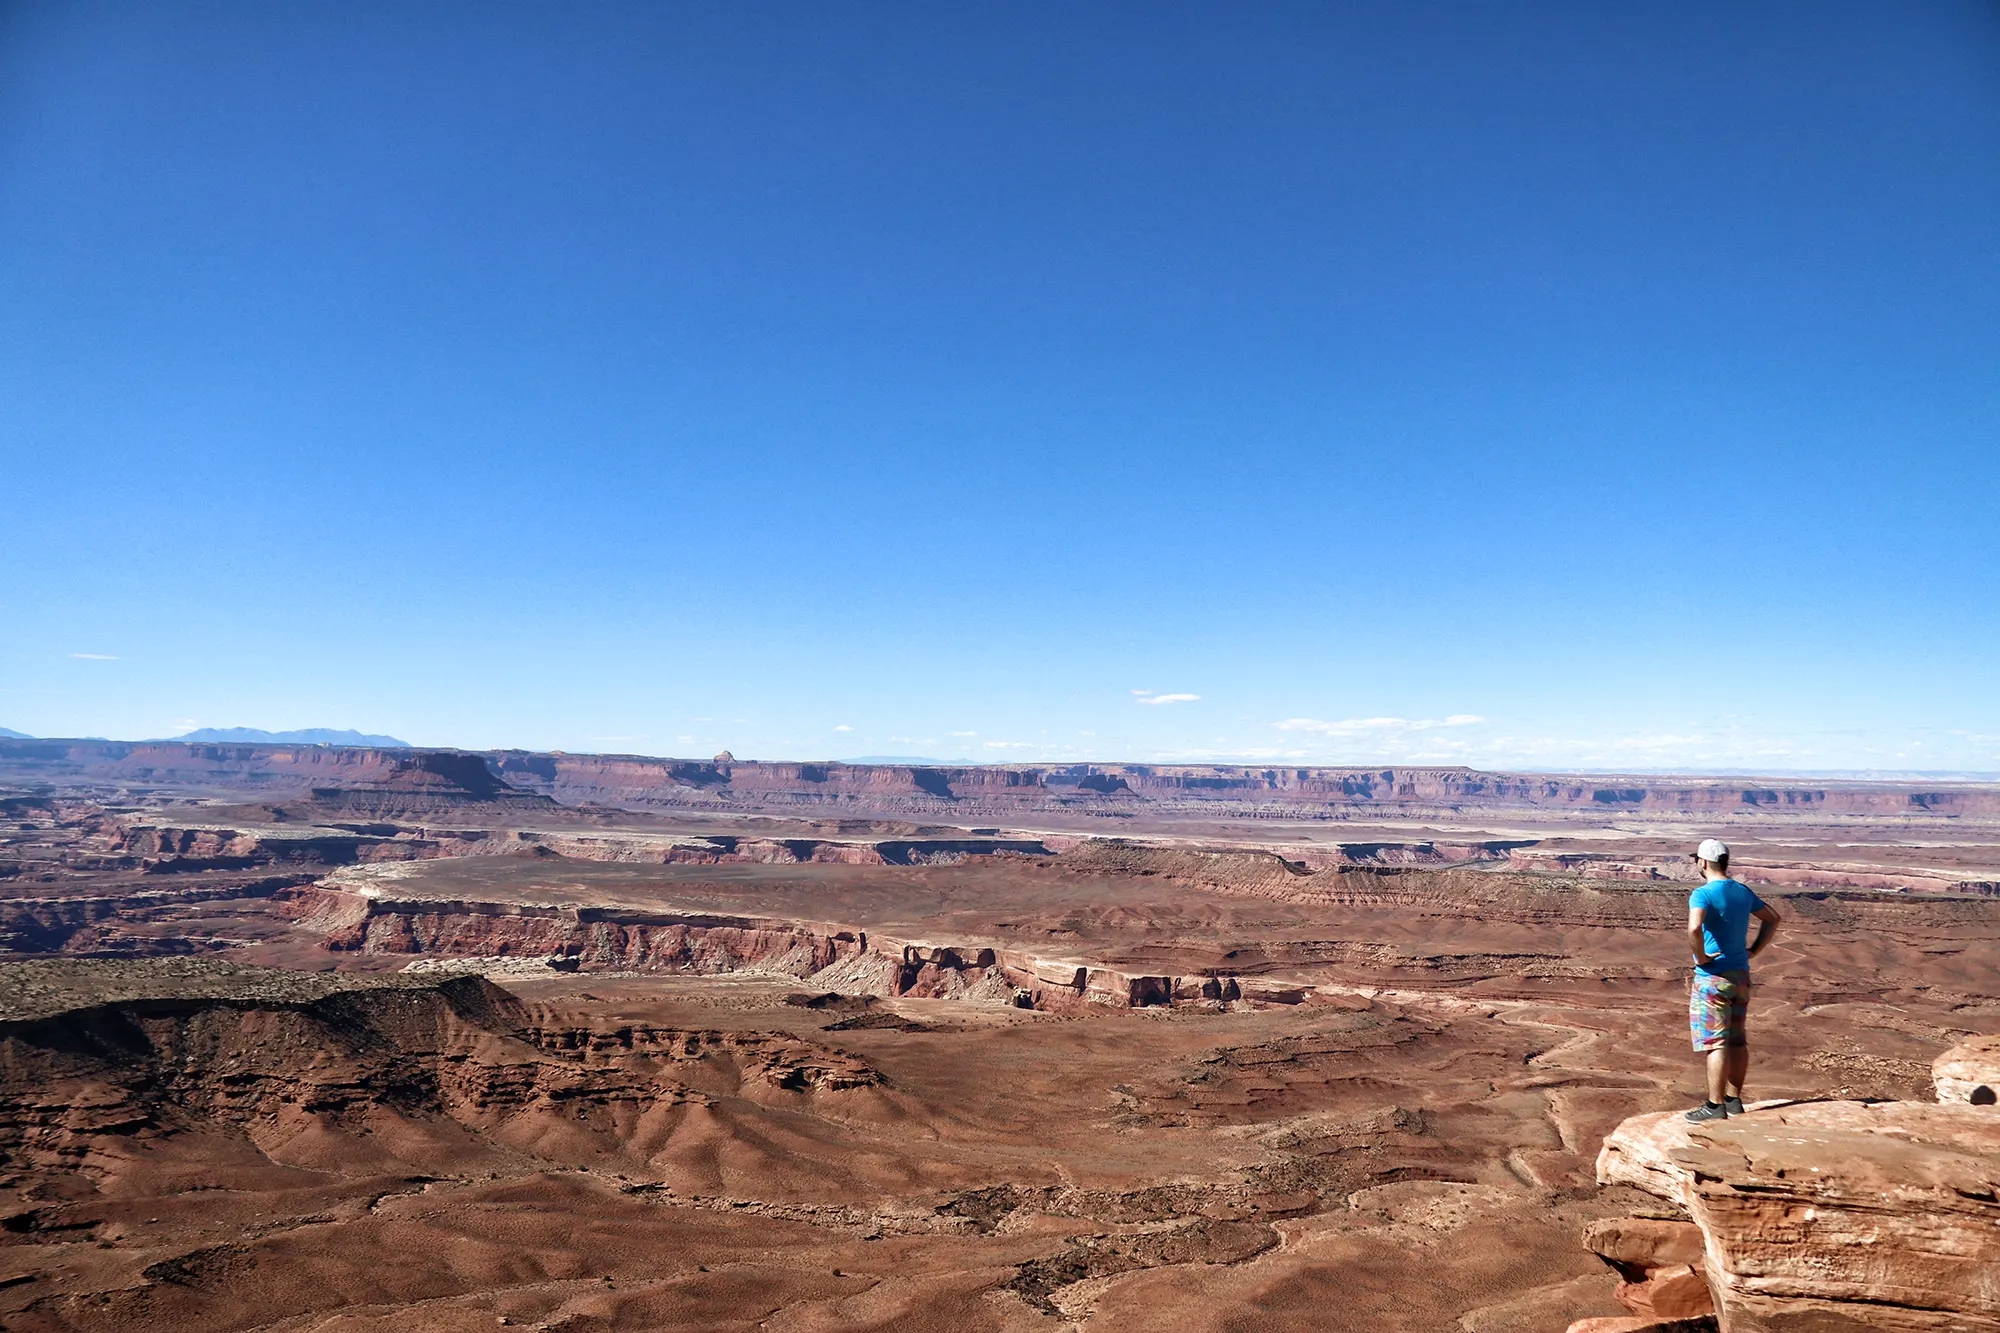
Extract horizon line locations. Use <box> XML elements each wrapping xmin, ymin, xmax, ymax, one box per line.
<box><xmin>3</xmin><ymin>734</ymin><xmax>1997</xmax><ymax>785</ymax></box>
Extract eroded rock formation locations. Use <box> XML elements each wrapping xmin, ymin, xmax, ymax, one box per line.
<box><xmin>87</xmin><ymin>813</ymin><xmax>1052</xmax><ymax>875</ymax></box>
<box><xmin>0</xmin><ymin>958</ymin><xmax>882</xmax><ymax>1190</ymax></box>
<box><xmin>1579</xmin><ymin>1091</ymin><xmax>2000</xmax><ymax>1331</ymax></box>
<box><xmin>280</xmin><ymin>877</ymin><xmax>1274</xmax><ymax>1014</ymax></box>
<box><xmin>1579</xmin><ymin>1216</ymin><xmax>1713</xmax><ymax>1323</ymax></box>
<box><xmin>1934</xmin><ymin>1034</ymin><xmax>2000</xmax><ymax>1106</ymax></box>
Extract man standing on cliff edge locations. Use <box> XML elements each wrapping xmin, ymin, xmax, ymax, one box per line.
<box><xmin>1685</xmin><ymin>838</ymin><xmax>1782</xmax><ymax>1122</ymax></box>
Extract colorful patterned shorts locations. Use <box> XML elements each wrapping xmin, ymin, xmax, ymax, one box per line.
<box><xmin>1690</xmin><ymin>970</ymin><xmax>1751</xmax><ymax>1051</ymax></box>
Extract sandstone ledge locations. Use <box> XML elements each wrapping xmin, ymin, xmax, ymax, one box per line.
<box><xmin>1933</xmin><ymin>1034</ymin><xmax>2000</xmax><ymax>1105</ymax></box>
<box><xmin>1597</xmin><ymin>1100</ymin><xmax>2000</xmax><ymax>1331</ymax></box>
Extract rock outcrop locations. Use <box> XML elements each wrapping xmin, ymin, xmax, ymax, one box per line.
<box><xmin>298</xmin><ymin>750</ymin><xmax>560</xmax><ymax>816</ymax></box>
<box><xmin>1934</xmin><ymin>1034</ymin><xmax>2000</xmax><ymax>1105</ymax></box>
<box><xmin>0</xmin><ymin>957</ymin><xmax>883</xmax><ymax>1186</ymax></box>
<box><xmin>1586</xmin><ymin>1098</ymin><xmax>2000</xmax><ymax>1331</ymax></box>
<box><xmin>282</xmin><ymin>879</ymin><xmax>1288</xmax><ymax>1015</ymax></box>
<box><xmin>92</xmin><ymin>816</ymin><xmax>1051</xmax><ymax>875</ymax></box>
<box><xmin>0</xmin><ymin>876</ymin><xmax>313</xmax><ymax>953</ymax></box>
<box><xmin>1579</xmin><ymin>1216</ymin><xmax>1714</xmax><ymax>1323</ymax></box>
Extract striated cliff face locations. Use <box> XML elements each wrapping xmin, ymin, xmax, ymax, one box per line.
<box><xmin>282</xmin><ymin>878</ymin><xmax>1260</xmax><ymax>1014</ymax></box>
<box><xmin>1575</xmin><ymin>1044</ymin><xmax>2000</xmax><ymax>1333</ymax></box>
<box><xmin>88</xmin><ymin>815</ymin><xmax>1051</xmax><ymax>875</ymax></box>
<box><xmin>0</xmin><ymin>741</ymin><xmax>461</xmax><ymax>792</ymax></box>
<box><xmin>298</xmin><ymin>749</ymin><xmax>558</xmax><ymax>817</ymax></box>
<box><xmin>67</xmin><ymin>813</ymin><xmax>2000</xmax><ymax>902</ymax></box>
<box><xmin>0</xmin><ymin>743</ymin><xmax>556</xmax><ymax>820</ymax></box>
<box><xmin>486</xmin><ymin>752</ymin><xmax>2000</xmax><ymax>818</ymax></box>
<box><xmin>0</xmin><ymin>958</ymin><xmax>883</xmax><ymax>1192</ymax></box>
<box><xmin>9</xmin><ymin>738</ymin><xmax>2000</xmax><ymax>820</ymax></box>
<box><xmin>0</xmin><ymin>878</ymin><xmax>313</xmax><ymax>954</ymax></box>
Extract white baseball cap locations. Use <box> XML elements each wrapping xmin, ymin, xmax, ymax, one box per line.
<box><xmin>1693</xmin><ymin>838</ymin><xmax>1729</xmax><ymax>863</ymax></box>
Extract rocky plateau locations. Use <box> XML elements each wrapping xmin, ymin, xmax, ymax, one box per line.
<box><xmin>0</xmin><ymin>740</ymin><xmax>1995</xmax><ymax>1331</ymax></box>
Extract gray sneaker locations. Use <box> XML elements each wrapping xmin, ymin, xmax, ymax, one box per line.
<box><xmin>1684</xmin><ymin>1101</ymin><xmax>1730</xmax><ymax>1123</ymax></box>
<box><xmin>1724</xmin><ymin>1095</ymin><xmax>1745</xmax><ymax>1116</ymax></box>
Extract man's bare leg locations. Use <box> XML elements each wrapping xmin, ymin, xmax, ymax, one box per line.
<box><xmin>1725</xmin><ymin>1045</ymin><xmax>1749</xmax><ymax>1101</ymax></box>
<box><xmin>1706</xmin><ymin>1047</ymin><xmax>1730</xmax><ymax>1104</ymax></box>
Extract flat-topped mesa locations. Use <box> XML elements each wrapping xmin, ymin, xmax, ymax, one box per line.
<box><xmin>0</xmin><ymin>740</ymin><xmax>546</xmax><ymax>807</ymax></box>
<box><xmin>284</xmin><ymin>881</ymin><xmax>1282</xmax><ymax>1014</ymax></box>
<box><xmin>102</xmin><ymin>819</ymin><xmax>500</xmax><ymax>870</ymax></box>
<box><xmin>303</xmin><ymin>750</ymin><xmax>552</xmax><ymax>809</ymax></box>
<box><xmin>469</xmin><ymin>754</ymin><xmax>2000</xmax><ymax>818</ymax></box>
<box><xmin>1587</xmin><ymin>1098</ymin><xmax>2000</xmax><ymax>1332</ymax></box>
<box><xmin>95</xmin><ymin>816</ymin><xmax>1054</xmax><ymax>875</ymax></box>
<box><xmin>10</xmin><ymin>738</ymin><xmax>2000</xmax><ymax>819</ymax></box>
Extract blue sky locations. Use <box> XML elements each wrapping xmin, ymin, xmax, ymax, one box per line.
<box><xmin>3</xmin><ymin>3</ymin><xmax>1996</xmax><ymax>772</ymax></box>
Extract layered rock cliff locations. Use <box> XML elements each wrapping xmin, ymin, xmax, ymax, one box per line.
<box><xmin>282</xmin><ymin>877</ymin><xmax>1274</xmax><ymax>1014</ymax></box>
<box><xmin>1571</xmin><ymin>1036</ymin><xmax>2000</xmax><ymax>1332</ymax></box>
<box><xmin>9</xmin><ymin>738</ymin><xmax>1999</xmax><ymax>821</ymax></box>
<box><xmin>88</xmin><ymin>816</ymin><xmax>1051</xmax><ymax>875</ymax></box>
<box><xmin>470</xmin><ymin>753</ymin><xmax>2000</xmax><ymax>820</ymax></box>
<box><xmin>0</xmin><ymin>958</ymin><xmax>883</xmax><ymax>1189</ymax></box>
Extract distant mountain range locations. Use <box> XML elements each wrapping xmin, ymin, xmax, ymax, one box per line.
<box><xmin>0</xmin><ymin>727</ymin><xmax>32</xmax><ymax>740</ymax></box>
<box><xmin>169</xmin><ymin>727</ymin><xmax>412</xmax><ymax>747</ymax></box>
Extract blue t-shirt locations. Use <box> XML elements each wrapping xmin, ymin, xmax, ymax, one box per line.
<box><xmin>1691</xmin><ymin>877</ymin><xmax>1767</xmax><ymax>975</ymax></box>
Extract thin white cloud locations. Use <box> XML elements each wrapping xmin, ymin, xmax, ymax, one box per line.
<box><xmin>69</xmin><ymin>653</ymin><xmax>118</xmax><ymax>661</ymax></box>
<box><xmin>982</xmin><ymin>740</ymin><xmax>1033</xmax><ymax>749</ymax></box>
<box><xmin>1136</xmin><ymin>693</ymin><xmax>1200</xmax><ymax>706</ymax></box>
<box><xmin>1131</xmin><ymin>688</ymin><xmax>1153</xmax><ymax>696</ymax></box>
<box><xmin>946</xmin><ymin>730</ymin><xmax>977</xmax><ymax>737</ymax></box>
<box><xmin>833</xmin><ymin>724</ymin><xmax>854</xmax><ymax>732</ymax></box>
<box><xmin>1275</xmin><ymin>714</ymin><xmax>1485</xmax><ymax>734</ymax></box>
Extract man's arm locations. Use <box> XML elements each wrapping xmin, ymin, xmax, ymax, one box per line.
<box><xmin>1688</xmin><ymin>905</ymin><xmax>1718</xmax><ymax>969</ymax></box>
<box><xmin>1747</xmin><ymin>902</ymin><xmax>1782</xmax><ymax>960</ymax></box>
